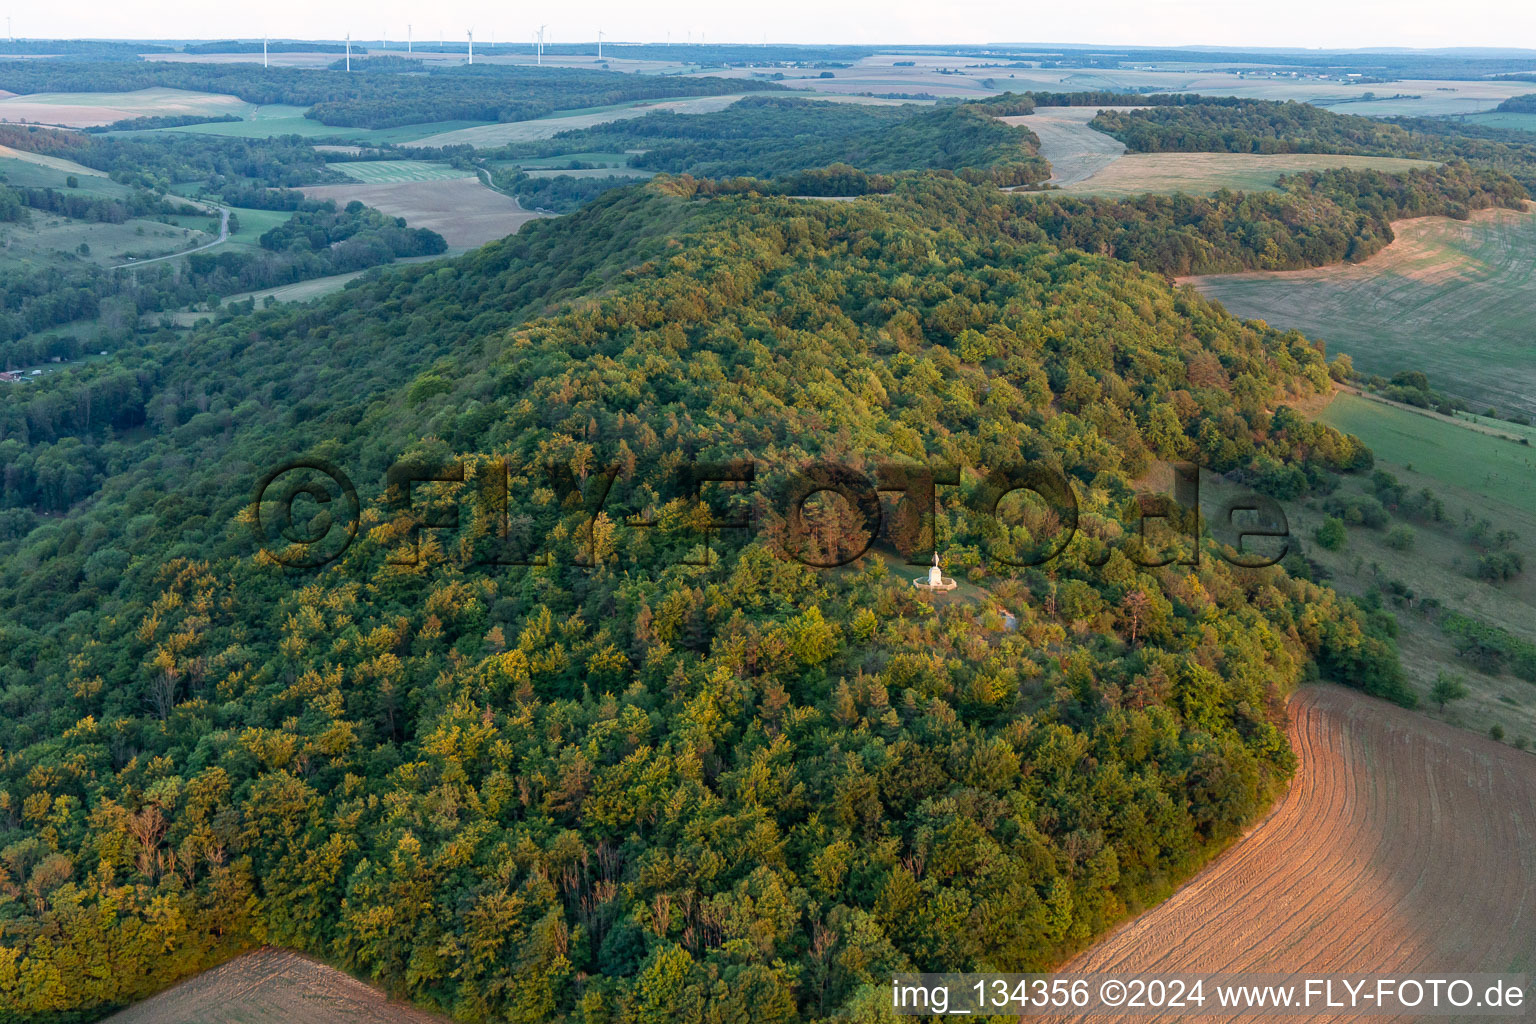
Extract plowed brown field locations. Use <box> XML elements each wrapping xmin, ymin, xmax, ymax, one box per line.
<box><xmin>1050</xmin><ymin>685</ymin><xmax>1536</xmax><ymax>1021</ymax></box>
<box><xmin>298</xmin><ymin>177</ymin><xmax>543</xmax><ymax>248</ymax></box>
<box><xmin>103</xmin><ymin>947</ymin><xmax>448</xmax><ymax>1024</ymax></box>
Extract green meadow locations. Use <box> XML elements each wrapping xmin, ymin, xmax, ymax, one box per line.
<box><xmin>1196</xmin><ymin>207</ymin><xmax>1536</xmax><ymax>420</ymax></box>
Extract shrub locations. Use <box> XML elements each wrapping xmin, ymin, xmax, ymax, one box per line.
<box><xmin>1314</xmin><ymin>516</ymin><xmax>1348</xmax><ymax>550</ymax></box>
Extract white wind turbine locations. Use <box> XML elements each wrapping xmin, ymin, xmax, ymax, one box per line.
<box><xmin>467</xmin><ymin>28</ymin><xmax>474</xmax><ymax>64</ymax></box>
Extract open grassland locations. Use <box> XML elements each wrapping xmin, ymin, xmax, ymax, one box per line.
<box><xmin>218</xmin><ymin>206</ymin><xmax>295</xmax><ymax>250</ymax></box>
<box><xmin>0</xmin><ymin>212</ymin><xmax>215</xmax><ymax>269</ymax></box>
<box><xmin>299</xmin><ymin>177</ymin><xmax>542</xmax><ymax>247</ymax></box>
<box><xmin>1252</xmin><ymin>393</ymin><xmax>1536</xmax><ymax>738</ymax></box>
<box><xmin>338</xmin><ymin>160</ymin><xmax>475</xmax><ymax>184</ymax></box>
<box><xmin>1061</xmin><ymin>152</ymin><xmax>1434</xmax><ymax>198</ymax></box>
<box><xmin>411</xmin><ymin>93</ymin><xmax>751</xmax><ymax>147</ymax></box>
<box><xmin>0</xmin><ymin>87</ymin><xmax>252</xmax><ymax>127</ymax></box>
<box><xmin>1320</xmin><ymin>393</ymin><xmax>1536</xmax><ymax>508</ymax></box>
<box><xmin>1195</xmin><ymin>206</ymin><xmax>1536</xmax><ymax>419</ymax></box>
<box><xmin>1058</xmin><ymin>686</ymin><xmax>1536</xmax><ymax>998</ymax></box>
<box><xmin>1000</xmin><ymin>107</ymin><xmax>1130</xmax><ymax>186</ymax></box>
<box><xmin>172</xmin><ymin>269</ymin><xmax>371</xmax><ymax>325</ymax></box>
<box><xmin>1463</xmin><ymin>111</ymin><xmax>1536</xmax><ymax>134</ymax></box>
<box><xmin>103</xmin><ymin>947</ymin><xmax>449</xmax><ymax>1024</ymax></box>
<box><xmin>176</xmin><ymin>249</ymin><xmax>459</xmax><ymax>321</ymax></box>
<box><xmin>0</xmin><ymin>147</ymin><xmax>130</xmax><ymax>197</ymax></box>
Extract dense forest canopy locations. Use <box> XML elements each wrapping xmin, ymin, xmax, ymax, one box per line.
<box><xmin>513</xmin><ymin>98</ymin><xmax>1046</xmax><ymax>183</ymax></box>
<box><xmin>483</xmin><ymin>98</ymin><xmax>1049</xmax><ymax>209</ymax></box>
<box><xmin>0</xmin><ymin>168</ymin><xmax>1426</xmax><ymax>1021</ymax></box>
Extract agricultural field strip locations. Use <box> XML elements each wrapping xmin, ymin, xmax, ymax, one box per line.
<box><xmin>337</xmin><ymin>160</ymin><xmax>475</xmax><ymax>184</ymax></box>
<box><xmin>1047</xmin><ymin>686</ymin><xmax>1536</xmax><ymax>1023</ymax></box>
<box><xmin>0</xmin><ymin>86</ymin><xmax>253</xmax><ymax>127</ymax></box>
<box><xmin>410</xmin><ymin>91</ymin><xmax>913</xmax><ymax>148</ymax></box>
<box><xmin>999</xmin><ymin>107</ymin><xmax>1132</xmax><ymax>186</ymax></box>
<box><xmin>297</xmin><ymin>177</ymin><xmax>544</xmax><ymax>248</ymax></box>
<box><xmin>1317</xmin><ymin>393</ymin><xmax>1536</xmax><ymax>529</ymax></box>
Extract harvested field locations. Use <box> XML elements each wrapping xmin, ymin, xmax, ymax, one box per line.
<box><xmin>299</xmin><ymin>177</ymin><xmax>543</xmax><ymax>247</ymax></box>
<box><xmin>0</xmin><ymin>86</ymin><xmax>250</xmax><ymax>127</ymax></box>
<box><xmin>102</xmin><ymin>947</ymin><xmax>448</xmax><ymax>1024</ymax></box>
<box><xmin>1193</xmin><ymin>205</ymin><xmax>1536</xmax><ymax>419</ymax></box>
<box><xmin>1060</xmin><ymin>152</ymin><xmax>1434</xmax><ymax>198</ymax></box>
<box><xmin>999</xmin><ymin>107</ymin><xmax>1136</xmax><ymax>186</ymax></box>
<box><xmin>1054</xmin><ymin>685</ymin><xmax>1536</xmax><ymax>1019</ymax></box>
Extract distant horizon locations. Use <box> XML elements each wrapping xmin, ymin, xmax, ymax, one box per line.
<box><xmin>5</xmin><ymin>37</ymin><xmax>1536</xmax><ymax>57</ymax></box>
<box><xmin>9</xmin><ymin>0</ymin><xmax>1536</xmax><ymax>55</ymax></box>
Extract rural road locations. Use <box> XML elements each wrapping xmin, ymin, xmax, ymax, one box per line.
<box><xmin>113</xmin><ymin>206</ymin><xmax>229</xmax><ymax>269</ymax></box>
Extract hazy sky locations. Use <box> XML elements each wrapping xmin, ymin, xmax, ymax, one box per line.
<box><xmin>10</xmin><ymin>0</ymin><xmax>1536</xmax><ymax>52</ymax></box>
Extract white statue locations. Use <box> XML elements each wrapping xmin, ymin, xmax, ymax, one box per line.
<box><xmin>914</xmin><ymin>552</ymin><xmax>956</xmax><ymax>592</ymax></box>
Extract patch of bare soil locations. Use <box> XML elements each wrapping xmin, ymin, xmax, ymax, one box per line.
<box><xmin>103</xmin><ymin>947</ymin><xmax>449</xmax><ymax>1024</ymax></box>
<box><xmin>1047</xmin><ymin>684</ymin><xmax>1536</xmax><ymax>1021</ymax></box>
